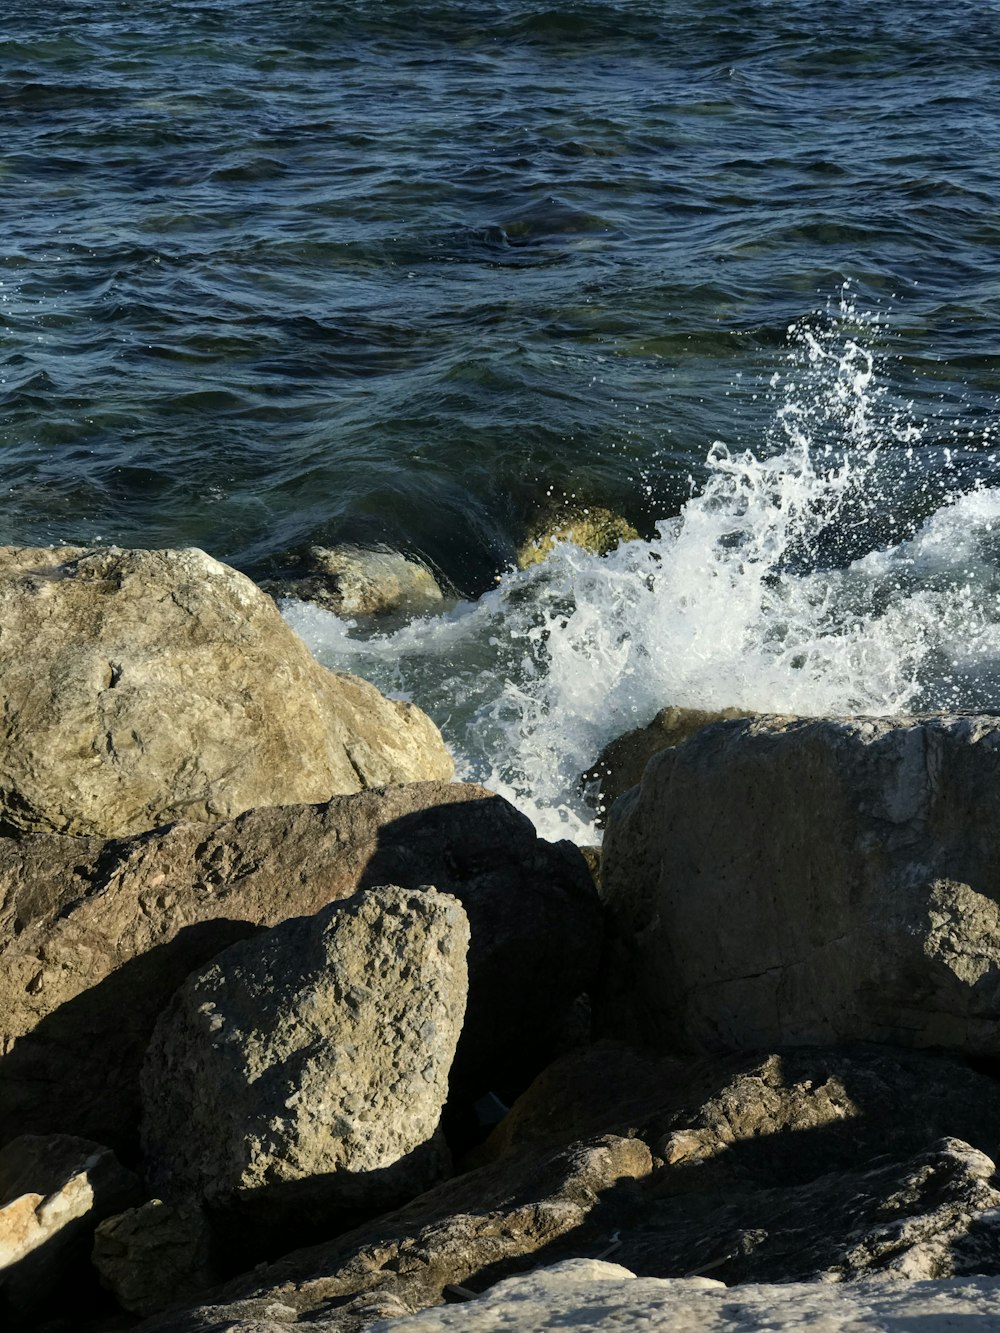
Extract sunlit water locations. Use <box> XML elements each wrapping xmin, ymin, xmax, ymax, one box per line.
<box><xmin>7</xmin><ymin>2</ymin><xmax>1000</xmax><ymax>840</ymax></box>
<box><xmin>286</xmin><ymin>299</ymin><xmax>1000</xmax><ymax>841</ymax></box>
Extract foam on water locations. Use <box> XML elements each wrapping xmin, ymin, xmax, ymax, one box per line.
<box><xmin>284</xmin><ymin>296</ymin><xmax>1000</xmax><ymax>842</ymax></box>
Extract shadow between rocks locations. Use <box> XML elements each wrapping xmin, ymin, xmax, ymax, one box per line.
<box><xmin>0</xmin><ymin>919</ymin><xmax>261</xmax><ymax>1162</ymax></box>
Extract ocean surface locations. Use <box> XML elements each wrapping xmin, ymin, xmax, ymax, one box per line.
<box><xmin>6</xmin><ymin>0</ymin><xmax>1000</xmax><ymax>838</ymax></box>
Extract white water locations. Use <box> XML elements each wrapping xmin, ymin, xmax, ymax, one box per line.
<box><xmin>284</xmin><ymin>298</ymin><xmax>1000</xmax><ymax>843</ymax></box>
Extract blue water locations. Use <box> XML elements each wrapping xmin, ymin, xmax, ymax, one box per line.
<box><xmin>7</xmin><ymin>1</ymin><xmax>1000</xmax><ymax>836</ymax></box>
<box><xmin>5</xmin><ymin>0</ymin><xmax>1000</xmax><ymax>586</ymax></box>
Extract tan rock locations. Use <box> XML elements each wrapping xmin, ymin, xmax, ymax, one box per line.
<box><xmin>368</xmin><ymin>1264</ymin><xmax>1000</xmax><ymax>1333</ymax></box>
<box><xmin>600</xmin><ymin>713</ymin><xmax>1000</xmax><ymax>1056</ymax></box>
<box><xmin>142</xmin><ymin>887</ymin><xmax>469</xmax><ymax>1222</ymax></box>
<box><xmin>0</xmin><ymin>783</ymin><xmax>599</xmax><ymax>1154</ymax></box>
<box><xmin>265</xmin><ymin>545</ymin><xmax>446</xmax><ymax>618</ymax></box>
<box><xmin>0</xmin><ymin>545</ymin><xmax>451</xmax><ymax>839</ymax></box>
<box><xmin>0</xmin><ymin>1133</ymin><xmax>138</xmax><ymax>1320</ymax></box>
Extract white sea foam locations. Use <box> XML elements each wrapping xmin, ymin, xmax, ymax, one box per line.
<box><xmin>284</xmin><ymin>296</ymin><xmax>1000</xmax><ymax>843</ymax></box>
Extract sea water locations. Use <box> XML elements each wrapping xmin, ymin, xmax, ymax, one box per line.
<box><xmin>5</xmin><ymin>1</ymin><xmax>1000</xmax><ymax>840</ymax></box>
<box><xmin>286</xmin><ymin>297</ymin><xmax>1000</xmax><ymax>841</ymax></box>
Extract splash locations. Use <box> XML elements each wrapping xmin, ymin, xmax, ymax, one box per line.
<box><xmin>284</xmin><ymin>296</ymin><xmax>1000</xmax><ymax>842</ymax></box>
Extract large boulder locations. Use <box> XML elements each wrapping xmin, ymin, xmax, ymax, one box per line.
<box><xmin>0</xmin><ymin>1133</ymin><xmax>138</xmax><ymax>1322</ymax></box>
<box><xmin>133</xmin><ymin>1136</ymin><xmax>652</xmax><ymax>1333</ymax></box>
<box><xmin>600</xmin><ymin>714</ymin><xmax>1000</xmax><ymax>1055</ymax></box>
<box><xmin>142</xmin><ymin>886</ymin><xmax>469</xmax><ymax>1227</ymax></box>
<box><xmin>0</xmin><ymin>783</ymin><xmax>599</xmax><ymax>1153</ymax></box>
<box><xmin>0</xmin><ymin>545</ymin><xmax>451</xmax><ymax>839</ymax></box>
<box><xmin>582</xmin><ymin>705</ymin><xmax>749</xmax><ymax>821</ymax></box>
<box><xmin>366</xmin><ymin>1262</ymin><xmax>1000</xmax><ymax>1333</ymax></box>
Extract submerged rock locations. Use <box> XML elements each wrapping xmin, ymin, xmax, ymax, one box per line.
<box><xmin>516</xmin><ymin>507</ymin><xmax>639</xmax><ymax>570</ymax></box>
<box><xmin>142</xmin><ymin>886</ymin><xmax>469</xmax><ymax>1224</ymax></box>
<box><xmin>600</xmin><ymin>713</ymin><xmax>1000</xmax><ymax>1056</ymax></box>
<box><xmin>0</xmin><ymin>545</ymin><xmax>451</xmax><ymax>839</ymax></box>
<box><xmin>0</xmin><ymin>1133</ymin><xmax>138</xmax><ymax>1322</ymax></box>
<box><xmin>263</xmin><ymin>544</ymin><xmax>446</xmax><ymax>618</ymax></box>
<box><xmin>0</xmin><ymin>783</ymin><xmax>598</xmax><ymax>1154</ymax></box>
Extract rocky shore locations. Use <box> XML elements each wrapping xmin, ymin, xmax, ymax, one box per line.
<box><xmin>6</xmin><ymin>543</ymin><xmax>1000</xmax><ymax>1330</ymax></box>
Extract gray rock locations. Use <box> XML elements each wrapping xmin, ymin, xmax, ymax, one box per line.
<box><xmin>0</xmin><ymin>1133</ymin><xmax>138</xmax><ymax>1321</ymax></box>
<box><xmin>0</xmin><ymin>545</ymin><xmax>451</xmax><ymax>839</ymax></box>
<box><xmin>367</xmin><ymin>1261</ymin><xmax>1000</xmax><ymax>1332</ymax></box>
<box><xmin>142</xmin><ymin>887</ymin><xmax>469</xmax><ymax>1222</ymax></box>
<box><xmin>133</xmin><ymin>1136</ymin><xmax>652</xmax><ymax>1333</ymax></box>
<box><xmin>0</xmin><ymin>783</ymin><xmax>598</xmax><ymax>1155</ymax></box>
<box><xmin>265</xmin><ymin>545</ymin><xmax>446</xmax><ymax>618</ymax></box>
<box><xmin>582</xmin><ymin>705</ymin><xmax>750</xmax><ymax>822</ymax></box>
<box><xmin>600</xmin><ymin>713</ymin><xmax>1000</xmax><ymax>1055</ymax></box>
<box><xmin>92</xmin><ymin>1198</ymin><xmax>218</xmax><ymax>1317</ymax></box>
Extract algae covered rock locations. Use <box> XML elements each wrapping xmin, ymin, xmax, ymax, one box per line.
<box><xmin>0</xmin><ymin>545</ymin><xmax>451</xmax><ymax>838</ymax></box>
<box><xmin>141</xmin><ymin>886</ymin><xmax>469</xmax><ymax>1218</ymax></box>
<box><xmin>516</xmin><ymin>507</ymin><xmax>639</xmax><ymax>569</ymax></box>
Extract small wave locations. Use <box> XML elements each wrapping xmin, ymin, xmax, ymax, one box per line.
<box><xmin>285</xmin><ymin>293</ymin><xmax>1000</xmax><ymax>842</ymax></box>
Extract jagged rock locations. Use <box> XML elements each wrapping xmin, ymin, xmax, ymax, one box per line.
<box><xmin>92</xmin><ymin>1198</ymin><xmax>218</xmax><ymax>1317</ymax></box>
<box><xmin>600</xmin><ymin>713</ymin><xmax>1000</xmax><ymax>1055</ymax></box>
<box><xmin>0</xmin><ymin>544</ymin><xmax>451</xmax><ymax>839</ymax></box>
<box><xmin>516</xmin><ymin>508</ymin><xmax>639</xmax><ymax>569</ymax></box>
<box><xmin>0</xmin><ymin>783</ymin><xmax>598</xmax><ymax>1154</ymax></box>
<box><xmin>263</xmin><ymin>544</ymin><xmax>446</xmax><ymax>618</ymax></box>
<box><xmin>476</xmin><ymin>1043</ymin><xmax>1000</xmax><ymax>1185</ymax></box>
<box><xmin>366</xmin><ymin>1261</ymin><xmax>1000</xmax><ymax>1332</ymax></box>
<box><xmin>582</xmin><ymin>705</ymin><xmax>749</xmax><ymax>820</ymax></box>
<box><xmin>0</xmin><ymin>1134</ymin><xmax>138</xmax><ymax>1322</ymax></box>
<box><xmin>133</xmin><ymin>1136</ymin><xmax>652</xmax><ymax>1333</ymax></box>
<box><xmin>142</xmin><ymin>887</ymin><xmax>469</xmax><ymax>1227</ymax></box>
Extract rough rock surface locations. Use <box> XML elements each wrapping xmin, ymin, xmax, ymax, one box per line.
<box><xmin>0</xmin><ymin>544</ymin><xmax>451</xmax><ymax>839</ymax></box>
<box><xmin>476</xmin><ymin>1043</ymin><xmax>1000</xmax><ymax>1181</ymax></box>
<box><xmin>0</xmin><ymin>783</ymin><xmax>598</xmax><ymax>1153</ymax></box>
<box><xmin>264</xmin><ymin>544</ymin><xmax>446</xmax><ymax>618</ymax></box>
<box><xmin>616</xmin><ymin>1136</ymin><xmax>1000</xmax><ymax>1286</ymax></box>
<box><xmin>367</xmin><ymin>1261</ymin><xmax>1000</xmax><ymax>1332</ymax></box>
<box><xmin>600</xmin><ymin>713</ymin><xmax>1000</xmax><ymax>1055</ymax></box>
<box><xmin>142</xmin><ymin>886</ymin><xmax>469</xmax><ymax>1219</ymax></box>
<box><xmin>92</xmin><ymin>1198</ymin><xmax>218</xmax><ymax>1317</ymax></box>
<box><xmin>516</xmin><ymin>508</ymin><xmax>639</xmax><ymax>569</ymax></box>
<box><xmin>0</xmin><ymin>1133</ymin><xmax>138</xmax><ymax>1321</ymax></box>
<box><xmin>134</xmin><ymin>1136</ymin><xmax>652</xmax><ymax>1333</ymax></box>
<box><xmin>583</xmin><ymin>706</ymin><xmax>749</xmax><ymax>821</ymax></box>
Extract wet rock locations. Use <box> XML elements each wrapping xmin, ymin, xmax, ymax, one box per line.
<box><xmin>142</xmin><ymin>887</ymin><xmax>469</xmax><ymax>1226</ymax></box>
<box><xmin>263</xmin><ymin>544</ymin><xmax>446</xmax><ymax>618</ymax></box>
<box><xmin>133</xmin><ymin>1135</ymin><xmax>652</xmax><ymax>1333</ymax></box>
<box><xmin>0</xmin><ymin>783</ymin><xmax>598</xmax><ymax>1154</ymax></box>
<box><xmin>516</xmin><ymin>508</ymin><xmax>639</xmax><ymax>569</ymax></box>
<box><xmin>582</xmin><ymin>705</ymin><xmax>749</xmax><ymax>821</ymax></box>
<box><xmin>600</xmin><ymin>713</ymin><xmax>1000</xmax><ymax>1056</ymax></box>
<box><xmin>0</xmin><ymin>1133</ymin><xmax>138</xmax><ymax>1322</ymax></box>
<box><xmin>92</xmin><ymin>1198</ymin><xmax>218</xmax><ymax>1318</ymax></box>
<box><xmin>0</xmin><ymin>545</ymin><xmax>451</xmax><ymax>839</ymax></box>
<box><xmin>366</xmin><ymin>1262</ymin><xmax>1000</xmax><ymax>1332</ymax></box>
